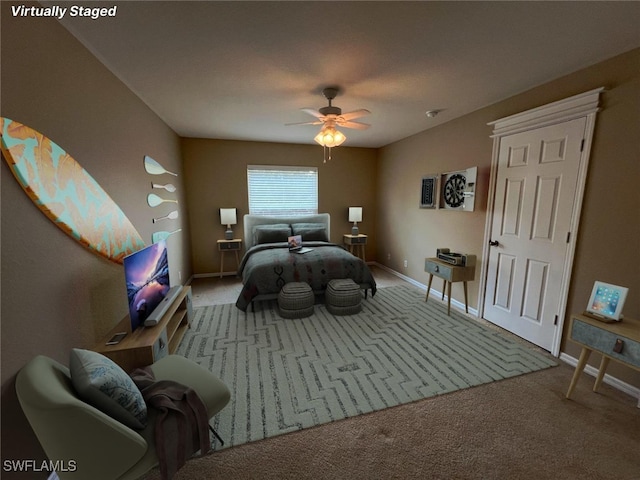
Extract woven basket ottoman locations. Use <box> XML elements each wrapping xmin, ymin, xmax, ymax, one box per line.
<box><xmin>326</xmin><ymin>278</ymin><xmax>362</xmax><ymax>315</ymax></box>
<box><xmin>278</xmin><ymin>282</ymin><xmax>314</xmax><ymax>319</ymax></box>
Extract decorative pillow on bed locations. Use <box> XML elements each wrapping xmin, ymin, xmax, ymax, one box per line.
<box><xmin>253</xmin><ymin>224</ymin><xmax>292</xmax><ymax>245</ymax></box>
<box><xmin>291</xmin><ymin>223</ymin><xmax>328</xmax><ymax>242</ymax></box>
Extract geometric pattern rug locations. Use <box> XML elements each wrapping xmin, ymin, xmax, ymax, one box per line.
<box><xmin>176</xmin><ymin>285</ymin><xmax>556</xmax><ymax>449</ymax></box>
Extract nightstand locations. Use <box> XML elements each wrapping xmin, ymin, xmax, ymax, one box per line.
<box><xmin>217</xmin><ymin>239</ymin><xmax>242</xmax><ymax>278</ymax></box>
<box><xmin>424</xmin><ymin>257</ymin><xmax>476</xmax><ymax>315</ymax></box>
<box><xmin>95</xmin><ymin>286</ymin><xmax>192</xmax><ymax>372</ymax></box>
<box><xmin>566</xmin><ymin>313</ymin><xmax>640</xmax><ymax>407</ymax></box>
<box><xmin>343</xmin><ymin>234</ymin><xmax>367</xmax><ymax>261</ymax></box>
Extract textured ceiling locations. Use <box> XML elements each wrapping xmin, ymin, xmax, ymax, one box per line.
<box><xmin>55</xmin><ymin>1</ymin><xmax>640</xmax><ymax>147</ymax></box>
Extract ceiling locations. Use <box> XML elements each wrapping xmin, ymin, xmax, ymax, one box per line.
<box><xmin>54</xmin><ymin>1</ymin><xmax>640</xmax><ymax>148</ymax></box>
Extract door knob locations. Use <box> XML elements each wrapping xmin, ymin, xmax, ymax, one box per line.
<box><xmin>489</xmin><ymin>240</ymin><xmax>499</xmax><ymax>247</ymax></box>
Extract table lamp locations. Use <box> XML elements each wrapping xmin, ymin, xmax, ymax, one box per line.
<box><xmin>220</xmin><ymin>208</ymin><xmax>237</xmax><ymax>240</ymax></box>
<box><xmin>349</xmin><ymin>207</ymin><xmax>362</xmax><ymax>236</ymax></box>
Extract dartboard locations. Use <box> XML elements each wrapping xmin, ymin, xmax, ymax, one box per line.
<box><xmin>444</xmin><ymin>174</ymin><xmax>466</xmax><ymax>208</ymax></box>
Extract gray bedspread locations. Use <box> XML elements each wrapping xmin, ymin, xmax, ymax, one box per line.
<box><xmin>235</xmin><ymin>241</ymin><xmax>376</xmax><ymax>311</ymax></box>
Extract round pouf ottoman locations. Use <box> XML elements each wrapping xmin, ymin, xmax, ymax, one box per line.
<box><xmin>278</xmin><ymin>282</ymin><xmax>314</xmax><ymax>319</ymax></box>
<box><xmin>326</xmin><ymin>278</ymin><xmax>362</xmax><ymax>315</ymax></box>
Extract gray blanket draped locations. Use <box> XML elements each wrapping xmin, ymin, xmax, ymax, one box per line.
<box><xmin>235</xmin><ymin>241</ymin><xmax>377</xmax><ymax>311</ymax></box>
<box><xmin>131</xmin><ymin>367</ymin><xmax>211</xmax><ymax>480</ymax></box>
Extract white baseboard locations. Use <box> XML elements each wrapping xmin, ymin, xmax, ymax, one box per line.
<box><xmin>372</xmin><ymin>262</ymin><xmax>478</xmax><ymax>317</ymax></box>
<box><xmin>192</xmin><ymin>272</ymin><xmax>237</xmax><ymax>279</ymax></box>
<box><xmin>559</xmin><ymin>352</ymin><xmax>640</xmax><ymax>407</ymax></box>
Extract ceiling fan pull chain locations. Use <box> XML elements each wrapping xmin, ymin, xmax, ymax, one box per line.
<box><xmin>322</xmin><ymin>145</ymin><xmax>333</xmax><ymax>163</ymax></box>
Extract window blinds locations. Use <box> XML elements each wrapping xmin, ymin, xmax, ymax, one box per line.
<box><xmin>247</xmin><ymin>165</ymin><xmax>318</xmax><ymax>216</ymax></box>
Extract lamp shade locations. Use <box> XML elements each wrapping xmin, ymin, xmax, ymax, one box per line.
<box><xmin>314</xmin><ymin>126</ymin><xmax>346</xmax><ymax>148</ymax></box>
<box><xmin>348</xmin><ymin>207</ymin><xmax>363</xmax><ymax>223</ymax></box>
<box><xmin>220</xmin><ymin>208</ymin><xmax>237</xmax><ymax>226</ymax></box>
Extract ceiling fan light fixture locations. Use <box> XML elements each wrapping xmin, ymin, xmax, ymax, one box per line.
<box><xmin>314</xmin><ymin>126</ymin><xmax>346</xmax><ymax>148</ymax></box>
<box><xmin>286</xmin><ymin>86</ymin><xmax>368</xmax><ymax>162</ymax></box>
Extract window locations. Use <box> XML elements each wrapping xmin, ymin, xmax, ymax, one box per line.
<box><xmin>247</xmin><ymin>165</ymin><xmax>318</xmax><ymax>216</ymax></box>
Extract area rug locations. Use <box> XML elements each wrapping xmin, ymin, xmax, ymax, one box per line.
<box><xmin>176</xmin><ymin>285</ymin><xmax>556</xmax><ymax>449</ymax></box>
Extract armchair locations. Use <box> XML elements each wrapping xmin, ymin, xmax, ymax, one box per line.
<box><xmin>15</xmin><ymin>354</ymin><xmax>230</xmax><ymax>480</ymax></box>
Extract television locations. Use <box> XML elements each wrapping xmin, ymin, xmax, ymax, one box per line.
<box><xmin>123</xmin><ymin>240</ymin><xmax>170</xmax><ymax>331</ymax></box>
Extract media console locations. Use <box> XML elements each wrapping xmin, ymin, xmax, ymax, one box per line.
<box><xmin>95</xmin><ymin>285</ymin><xmax>193</xmax><ymax>372</ymax></box>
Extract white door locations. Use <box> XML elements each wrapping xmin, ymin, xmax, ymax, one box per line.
<box><xmin>483</xmin><ymin>117</ymin><xmax>586</xmax><ymax>351</ymax></box>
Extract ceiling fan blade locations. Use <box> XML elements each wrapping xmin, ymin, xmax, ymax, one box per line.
<box><xmin>285</xmin><ymin>120</ymin><xmax>324</xmax><ymax>126</ymax></box>
<box><xmin>339</xmin><ymin>120</ymin><xmax>371</xmax><ymax>130</ymax></box>
<box><xmin>301</xmin><ymin>108</ymin><xmax>324</xmax><ymax>119</ymax></box>
<box><xmin>339</xmin><ymin>109</ymin><xmax>371</xmax><ymax>121</ymax></box>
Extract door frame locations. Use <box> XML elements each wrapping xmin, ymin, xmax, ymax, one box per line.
<box><xmin>478</xmin><ymin>87</ymin><xmax>604</xmax><ymax>356</ymax></box>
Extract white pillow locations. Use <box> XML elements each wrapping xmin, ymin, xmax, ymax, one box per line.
<box><xmin>69</xmin><ymin>348</ymin><xmax>147</xmax><ymax>430</ymax></box>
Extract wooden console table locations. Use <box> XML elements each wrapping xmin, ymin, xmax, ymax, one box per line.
<box><xmin>424</xmin><ymin>257</ymin><xmax>475</xmax><ymax>315</ymax></box>
<box><xmin>95</xmin><ymin>286</ymin><xmax>193</xmax><ymax>372</ymax></box>
<box><xmin>566</xmin><ymin>313</ymin><xmax>640</xmax><ymax>407</ymax></box>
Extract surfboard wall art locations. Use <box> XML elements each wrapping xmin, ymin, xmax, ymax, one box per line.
<box><xmin>1</xmin><ymin>117</ymin><xmax>146</xmax><ymax>264</ymax></box>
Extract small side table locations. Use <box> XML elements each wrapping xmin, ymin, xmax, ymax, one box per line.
<box><xmin>424</xmin><ymin>257</ymin><xmax>475</xmax><ymax>315</ymax></box>
<box><xmin>343</xmin><ymin>234</ymin><xmax>367</xmax><ymax>261</ymax></box>
<box><xmin>217</xmin><ymin>239</ymin><xmax>242</xmax><ymax>278</ymax></box>
<box><xmin>566</xmin><ymin>313</ymin><xmax>640</xmax><ymax>407</ymax></box>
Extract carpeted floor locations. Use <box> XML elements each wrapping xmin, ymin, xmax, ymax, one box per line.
<box><xmin>142</xmin><ymin>360</ymin><xmax>640</xmax><ymax>480</ymax></box>
<box><xmin>176</xmin><ymin>285</ymin><xmax>556</xmax><ymax>449</ymax></box>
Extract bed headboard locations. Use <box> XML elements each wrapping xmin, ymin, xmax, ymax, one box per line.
<box><xmin>243</xmin><ymin>213</ymin><xmax>330</xmax><ymax>249</ymax></box>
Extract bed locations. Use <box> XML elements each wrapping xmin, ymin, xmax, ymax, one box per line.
<box><xmin>235</xmin><ymin>213</ymin><xmax>377</xmax><ymax>311</ymax></box>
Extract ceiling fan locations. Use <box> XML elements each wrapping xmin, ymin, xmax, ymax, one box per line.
<box><xmin>287</xmin><ymin>87</ymin><xmax>370</xmax><ymax>162</ymax></box>
<box><xmin>287</xmin><ymin>87</ymin><xmax>371</xmax><ymax>131</ymax></box>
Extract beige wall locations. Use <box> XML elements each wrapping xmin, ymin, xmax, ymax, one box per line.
<box><xmin>377</xmin><ymin>48</ymin><xmax>640</xmax><ymax>387</ymax></box>
<box><xmin>1</xmin><ymin>5</ymin><xmax>191</xmax><ymax>470</ymax></box>
<box><xmin>377</xmin><ymin>111</ymin><xmax>492</xmax><ymax>308</ymax></box>
<box><xmin>181</xmin><ymin>138</ymin><xmax>378</xmax><ymax>274</ymax></box>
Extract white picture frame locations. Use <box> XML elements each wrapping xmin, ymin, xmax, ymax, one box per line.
<box><xmin>585</xmin><ymin>281</ymin><xmax>628</xmax><ymax>321</ymax></box>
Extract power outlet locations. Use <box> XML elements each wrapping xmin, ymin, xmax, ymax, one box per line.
<box><xmin>403</xmin><ymin>260</ymin><xmax>408</xmax><ymax>268</ymax></box>
<box><xmin>387</xmin><ymin>253</ymin><xmax>391</xmax><ymax>260</ymax></box>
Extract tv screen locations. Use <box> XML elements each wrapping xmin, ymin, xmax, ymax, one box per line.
<box><xmin>123</xmin><ymin>240</ymin><xmax>170</xmax><ymax>331</ymax></box>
